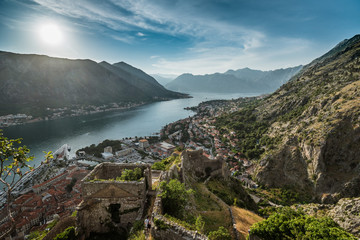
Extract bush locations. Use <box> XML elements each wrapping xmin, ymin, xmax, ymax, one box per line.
<box><xmin>118</xmin><ymin>168</ymin><xmax>143</xmax><ymax>181</ymax></box>
<box><xmin>159</xmin><ymin>179</ymin><xmax>193</xmax><ymax>217</ymax></box>
<box><xmin>54</xmin><ymin>226</ymin><xmax>76</xmax><ymax>240</ymax></box>
<box><xmin>208</xmin><ymin>226</ymin><xmax>231</xmax><ymax>240</ymax></box>
<box><xmin>151</xmin><ymin>155</ymin><xmax>179</xmax><ymax>171</ymax></box>
<box><xmin>151</xmin><ymin>161</ymin><xmax>166</xmax><ymax>171</ymax></box>
<box><xmin>27</xmin><ymin>231</ymin><xmax>41</xmax><ymax>240</ymax></box>
<box><xmin>249</xmin><ymin>207</ymin><xmax>356</xmax><ymax>240</ymax></box>
<box><xmin>195</xmin><ymin>215</ymin><xmax>205</xmax><ymax>233</ymax></box>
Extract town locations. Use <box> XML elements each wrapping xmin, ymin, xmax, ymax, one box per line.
<box><xmin>0</xmin><ymin>101</ymin><xmax>145</xmax><ymax>127</ymax></box>
<box><xmin>0</xmin><ymin>96</ymin><xmax>264</xmax><ymax>239</ymax></box>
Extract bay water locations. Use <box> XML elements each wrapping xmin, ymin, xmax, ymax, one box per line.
<box><xmin>2</xmin><ymin>92</ymin><xmax>258</xmax><ymax>168</ymax></box>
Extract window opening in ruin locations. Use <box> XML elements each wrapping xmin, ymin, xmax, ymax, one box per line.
<box><xmin>109</xmin><ymin>204</ymin><xmax>121</xmax><ymax>223</ymax></box>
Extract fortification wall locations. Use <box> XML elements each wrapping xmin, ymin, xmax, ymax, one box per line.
<box><xmin>82</xmin><ymin>181</ymin><xmax>146</xmax><ymax>198</ymax></box>
<box><xmin>151</xmin><ymin>172</ymin><xmax>208</xmax><ymax>240</ymax></box>
<box><xmin>77</xmin><ymin>163</ymin><xmax>151</xmax><ymax>238</ymax></box>
<box><xmin>182</xmin><ymin>149</ymin><xmax>223</xmax><ymax>179</ymax></box>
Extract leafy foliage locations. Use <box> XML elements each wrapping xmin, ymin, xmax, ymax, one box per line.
<box><xmin>206</xmin><ymin>176</ymin><xmax>257</xmax><ymax>211</ymax></box>
<box><xmin>119</xmin><ymin>167</ymin><xmax>143</xmax><ymax>181</ymax></box>
<box><xmin>154</xmin><ymin>218</ymin><xmax>169</xmax><ymax>230</ymax></box>
<box><xmin>195</xmin><ymin>215</ymin><xmax>205</xmax><ymax>233</ymax></box>
<box><xmin>249</xmin><ymin>186</ymin><xmax>311</xmax><ymax>206</ymax></box>
<box><xmin>215</xmin><ymin>103</ymin><xmax>268</xmax><ymax>159</ymax></box>
<box><xmin>208</xmin><ymin>226</ymin><xmax>232</xmax><ymax>240</ymax></box>
<box><xmin>54</xmin><ymin>226</ymin><xmax>76</xmax><ymax>240</ymax></box>
<box><xmin>249</xmin><ymin>207</ymin><xmax>356</xmax><ymax>240</ymax></box>
<box><xmin>0</xmin><ymin>131</ymin><xmax>36</xmax><ymax>238</ymax></box>
<box><xmin>159</xmin><ymin>179</ymin><xmax>193</xmax><ymax>218</ymax></box>
<box><xmin>151</xmin><ymin>155</ymin><xmax>180</xmax><ymax>171</ymax></box>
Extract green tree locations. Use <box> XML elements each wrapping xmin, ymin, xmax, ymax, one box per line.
<box><xmin>0</xmin><ymin>131</ymin><xmax>53</xmax><ymax>239</ymax></box>
<box><xmin>0</xmin><ymin>131</ymin><xmax>34</xmax><ymax>238</ymax></box>
<box><xmin>208</xmin><ymin>226</ymin><xmax>232</xmax><ymax>240</ymax></box>
<box><xmin>159</xmin><ymin>179</ymin><xmax>193</xmax><ymax>217</ymax></box>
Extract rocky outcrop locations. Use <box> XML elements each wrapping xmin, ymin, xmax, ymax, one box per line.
<box><xmin>328</xmin><ymin>198</ymin><xmax>360</xmax><ymax>237</ymax></box>
<box><xmin>301</xmin><ymin>197</ymin><xmax>360</xmax><ymax>237</ymax></box>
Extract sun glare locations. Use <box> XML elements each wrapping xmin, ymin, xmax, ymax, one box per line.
<box><xmin>39</xmin><ymin>23</ymin><xmax>63</xmax><ymax>46</ymax></box>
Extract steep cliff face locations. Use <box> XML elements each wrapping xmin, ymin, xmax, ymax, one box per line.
<box><xmin>254</xmin><ymin>35</ymin><xmax>360</xmax><ymax>202</ymax></box>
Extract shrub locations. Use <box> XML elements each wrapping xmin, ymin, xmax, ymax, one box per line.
<box><xmin>27</xmin><ymin>231</ymin><xmax>41</xmax><ymax>240</ymax></box>
<box><xmin>151</xmin><ymin>161</ymin><xmax>166</xmax><ymax>171</ymax></box>
<box><xmin>54</xmin><ymin>226</ymin><xmax>76</xmax><ymax>240</ymax></box>
<box><xmin>195</xmin><ymin>215</ymin><xmax>205</xmax><ymax>233</ymax></box>
<box><xmin>154</xmin><ymin>218</ymin><xmax>169</xmax><ymax>230</ymax></box>
<box><xmin>159</xmin><ymin>179</ymin><xmax>193</xmax><ymax>217</ymax></box>
<box><xmin>249</xmin><ymin>207</ymin><xmax>356</xmax><ymax>240</ymax></box>
<box><xmin>208</xmin><ymin>226</ymin><xmax>231</xmax><ymax>240</ymax></box>
<box><xmin>118</xmin><ymin>168</ymin><xmax>143</xmax><ymax>181</ymax></box>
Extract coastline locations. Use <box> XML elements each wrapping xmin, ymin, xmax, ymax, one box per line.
<box><xmin>0</xmin><ymin>94</ymin><xmax>192</xmax><ymax>128</ymax></box>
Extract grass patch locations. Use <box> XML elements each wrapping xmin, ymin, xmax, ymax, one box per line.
<box><xmin>231</xmin><ymin>206</ymin><xmax>263</xmax><ymax>240</ymax></box>
<box><xmin>206</xmin><ymin>176</ymin><xmax>257</xmax><ymax>211</ymax></box>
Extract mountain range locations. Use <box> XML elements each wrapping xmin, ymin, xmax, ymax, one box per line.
<box><xmin>0</xmin><ymin>51</ymin><xmax>187</xmax><ymax>116</ymax></box>
<box><xmin>166</xmin><ymin>66</ymin><xmax>302</xmax><ymax>93</ymax></box>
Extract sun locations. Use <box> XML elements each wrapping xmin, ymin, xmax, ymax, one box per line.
<box><xmin>39</xmin><ymin>23</ymin><xmax>63</xmax><ymax>46</ymax></box>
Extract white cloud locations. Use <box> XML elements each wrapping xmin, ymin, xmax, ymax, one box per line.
<box><xmin>151</xmin><ymin>37</ymin><xmax>315</xmax><ymax>75</ymax></box>
<box><xmin>32</xmin><ymin>0</ymin><xmax>319</xmax><ymax>75</ymax></box>
<box><xmin>110</xmin><ymin>34</ymin><xmax>134</xmax><ymax>44</ymax></box>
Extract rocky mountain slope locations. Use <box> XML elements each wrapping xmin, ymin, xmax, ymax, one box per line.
<box><xmin>166</xmin><ymin>66</ymin><xmax>302</xmax><ymax>94</ymax></box>
<box><xmin>215</xmin><ymin>34</ymin><xmax>360</xmax><ymax>203</ymax></box>
<box><xmin>302</xmin><ymin>197</ymin><xmax>360</xmax><ymax>237</ymax></box>
<box><xmin>0</xmin><ymin>51</ymin><xmax>186</xmax><ymax>116</ymax></box>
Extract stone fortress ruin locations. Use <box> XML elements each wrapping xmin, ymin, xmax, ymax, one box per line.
<box><xmin>76</xmin><ymin>149</ymin><xmax>227</xmax><ymax>239</ymax></box>
<box><xmin>77</xmin><ymin>163</ymin><xmax>152</xmax><ymax>239</ymax></box>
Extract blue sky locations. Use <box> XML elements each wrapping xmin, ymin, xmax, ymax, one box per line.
<box><xmin>0</xmin><ymin>0</ymin><xmax>359</xmax><ymax>75</ymax></box>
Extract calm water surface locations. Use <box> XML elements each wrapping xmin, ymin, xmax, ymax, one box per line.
<box><xmin>2</xmin><ymin>93</ymin><xmax>258</xmax><ymax>167</ymax></box>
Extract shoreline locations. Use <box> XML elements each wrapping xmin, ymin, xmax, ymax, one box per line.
<box><xmin>0</xmin><ymin>95</ymin><xmax>192</xmax><ymax>128</ymax></box>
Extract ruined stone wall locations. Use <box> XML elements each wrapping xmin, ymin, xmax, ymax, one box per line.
<box><xmin>77</xmin><ymin>196</ymin><xmax>141</xmax><ymax>236</ymax></box>
<box><xmin>82</xmin><ymin>181</ymin><xmax>146</xmax><ymax>198</ymax></box>
<box><xmin>77</xmin><ymin>163</ymin><xmax>151</xmax><ymax>238</ymax></box>
<box><xmin>83</xmin><ymin>163</ymin><xmax>152</xmax><ymax>190</ymax></box>
<box><xmin>151</xmin><ymin>172</ymin><xmax>208</xmax><ymax>240</ymax></box>
<box><xmin>182</xmin><ymin>149</ymin><xmax>223</xmax><ymax>180</ymax></box>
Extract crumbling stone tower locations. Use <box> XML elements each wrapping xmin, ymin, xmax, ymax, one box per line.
<box><xmin>181</xmin><ymin>149</ymin><xmax>227</xmax><ymax>180</ymax></box>
<box><xmin>77</xmin><ymin>163</ymin><xmax>152</xmax><ymax>238</ymax></box>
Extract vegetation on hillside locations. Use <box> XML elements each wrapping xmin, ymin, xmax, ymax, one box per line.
<box><xmin>249</xmin><ymin>207</ymin><xmax>357</xmax><ymax>240</ymax></box>
<box><xmin>159</xmin><ymin>179</ymin><xmax>193</xmax><ymax>218</ymax></box>
<box><xmin>206</xmin><ymin>176</ymin><xmax>257</xmax><ymax>211</ymax></box>
<box><xmin>215</xmin><ymin>101</ymin><xmax>270</xmax><ymax>159</ymax></box>
<box><xmin>151</xmin><ymin>154</ymin><xmax>181</xmax><ymax>171</ymax></box>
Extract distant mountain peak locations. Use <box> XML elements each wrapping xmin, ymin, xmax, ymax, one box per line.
<box><xmin>166</xmin><ymin>66</ymin><xmax>302</xmax><ymax>94</ymax></box>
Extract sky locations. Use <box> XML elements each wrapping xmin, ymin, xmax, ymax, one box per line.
<box><xmin>0</xmin><ymin>0</ymin><xmax>359</xmax><ymax>76</ymax></box>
